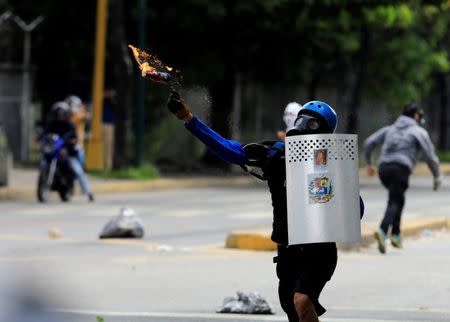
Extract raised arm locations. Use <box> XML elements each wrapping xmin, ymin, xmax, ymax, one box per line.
<box><xmin>167</xmin><ymin>91</ymin><xmax>248</xmax><ymax>166</ymax></box>
<box><xmin>363</xmin><ymin>126</ymin><xmax>389</xmax><ymax>166</ymax></box>
<box><xmin>415</xmin><ymin>128</ymin><xmax>441</xmax><ymax>190</ymax></box>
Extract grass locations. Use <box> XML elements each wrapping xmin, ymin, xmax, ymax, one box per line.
<box><xmin>437</xmin><ymin>151</ymin><xmax>450</xmax><ymax>163</ymax></box>
<box><xmin>88</xmin><ymin>163</ymin><xmax>160</xmax><ymax>180</ymax></box>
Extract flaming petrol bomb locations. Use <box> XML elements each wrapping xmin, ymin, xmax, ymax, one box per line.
<box><xmin>129</xmin><ymin>45</ymin><xmax>181</xmax><ymax>87</ymax></box>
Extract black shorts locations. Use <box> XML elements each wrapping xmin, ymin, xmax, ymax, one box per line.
<box><xmin>275</xmin><ymin>243</ymin><xmax>337</xmax><ymax>318</ymax></box>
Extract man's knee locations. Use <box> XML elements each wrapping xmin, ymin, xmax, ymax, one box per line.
<box><xmin>293</xmin><ymin>292</ymin><xmax>315</xmax><ymax>317</ymax></box>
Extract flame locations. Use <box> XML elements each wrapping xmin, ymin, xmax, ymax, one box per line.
<box><xmin>129</xmin><ymin>45</ymin><xmax>140</xmax><ymax>61</ymax></box>
<box><xmin>141</xmin><ymin>62</ymin><xmax>156</xmax><ymax>75</ymax></box>
<box><xmin>128</xmin><ymin>45</ymin><xmax>151</xmax><ymax>67</ymax></box>
<box><xmin>128</xmin><ymin>44</ymin><xmax>172</xmax><ymax>72</ymax></box>
<box><xmin>128</xmin><ymin>44</ymin><xmax>181</xmax><ymax>86</ymax></box>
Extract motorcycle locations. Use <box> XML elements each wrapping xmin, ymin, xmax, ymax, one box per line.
<box><xmin>37</xmin><ymin>134</ymin><xmax>75</xmax><ymax>202</ymax></box>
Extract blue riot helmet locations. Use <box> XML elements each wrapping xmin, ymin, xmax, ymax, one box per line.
<box><xmin>286</xmin><ymin>101</ymin><xmax>337</xmax><ymax>137</ymax></box>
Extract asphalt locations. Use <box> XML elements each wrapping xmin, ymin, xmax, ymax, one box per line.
<box><xmin>1</xmin><ymin>164</ymin><xmax>450</xmax><ymax>251</ymax></box>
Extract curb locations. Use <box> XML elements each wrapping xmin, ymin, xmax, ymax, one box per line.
<box><xmin>359</xmin><ymin>162</ymin><xmax>450</xmax><ymax>178</ymax></box>
<box><xmin>0</xmin><ymin>187</ymin><xmax>12</xmax><ymax>200</ymax></box>
<box><xmin>90</xmin><ymin>176</ymin><xmax>261</xmax><ymax>194</ymax></box>
<box><xmin>0</xmin><ymin>175</ymin><xmax>262</xmax><ymax>201</ymax></box>
<box><xmin>226</xmin><ymin>229</ymin><xmax>277</xmax><ymax>251</ymax></box>
<box><xmin>225</xmin><ymin>217</ymin><xmax>450</xmax><ymax>251</ymax></box>
<box><xmin>2</xmin><ymin>161</ymin><xmax>447</xmax><ymax>201</ymax></box>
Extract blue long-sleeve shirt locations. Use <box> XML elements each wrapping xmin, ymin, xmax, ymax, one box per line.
<box><xmin>185</xmin><ymin>116</ymin><xmax>365</xmax><ymax>218</ymax></box>
<box><xmin>185</xmin><ymin>116</ymin><xmax>248</xmax><ymax>165</ymax></box>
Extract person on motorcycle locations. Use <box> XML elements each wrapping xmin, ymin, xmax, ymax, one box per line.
<box><xmin>45</xmin><ymin>102</ymin><xmax>95</xmax><ymax>202</ymax></box>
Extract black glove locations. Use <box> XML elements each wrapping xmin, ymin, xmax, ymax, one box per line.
<box><xmin>167</xmin><ymin>91</ymin><xmax>191</xmax><ymax>120</ymax></box>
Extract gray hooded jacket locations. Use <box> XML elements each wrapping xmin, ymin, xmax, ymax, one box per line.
<box><xmin>364</xmin><ymin>115</ymin><xmax>440</xmax><ymax>178</ymax></box>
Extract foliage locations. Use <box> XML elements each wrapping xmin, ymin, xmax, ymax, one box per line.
<box><xmin>362</xmin><ymin>2</ymin><xmax>450</xmax><ymax>111</ymax></box>
<box><xmin>437</xmin><ymin>151</ymin><xmax>450</xmax><ymax>162</ymax></box>
<box><xmin>144</xmin><ymin>115</ymin><xmax>205</xmax><ymax>170</ymax></box>
<box><xmin>2</xmin><ymin>0</ymin><xmax>450</xmax><ymax>165</ymax></box>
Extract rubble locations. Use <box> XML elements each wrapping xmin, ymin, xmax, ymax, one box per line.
<box><xmin>99</xmin><ymin>207</ymin><xmax>144</xmax><ymax>239</ymax></box>
<box><xmin>216</xmin><ymin>291</ymin><xmax>273</xmax><ymax>314</ymax></box>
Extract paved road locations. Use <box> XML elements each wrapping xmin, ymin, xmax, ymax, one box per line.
<box><xmin>1</xmin><ymin>231</ymin><xmax>449</xmax><ymax>322</ymax></box>
<box><xmin>1</xmin><ymin>175</ymin><xmax>449</xmax><ymax>247</ymax></box>
<box><xmin>0</xmin><ymin>176</ymin><xmax>449</xmax><ymax>321</ymax></box>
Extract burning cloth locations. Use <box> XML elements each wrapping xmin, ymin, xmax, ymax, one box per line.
<box><xmin>128</xmin><ymin>45</ymin><xmax>180</xmax><ymax>87</ymax></box>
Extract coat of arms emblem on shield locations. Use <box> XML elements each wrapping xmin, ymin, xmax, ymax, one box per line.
<box><xmin>308</xmin><ymin>175</ymin><xmax>334</xmax><ymax>204</ymax></box>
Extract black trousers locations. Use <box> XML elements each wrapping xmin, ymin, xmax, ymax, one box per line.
<box><xmin>275</xmin><ymin>243</ymin><xmax>337</xmax><ymax>321</ymax></box>
<box><xmin>378</xmin><ymin>162</ymin><xmax>411</xmax><ymax>235</ymax></box>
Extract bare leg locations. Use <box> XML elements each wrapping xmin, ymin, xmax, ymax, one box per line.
<box><xmin>294</xmin><ymin>292</ymin><xmax>319</xmax><ymax>322</ymax></box>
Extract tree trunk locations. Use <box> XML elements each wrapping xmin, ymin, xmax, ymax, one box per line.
<box><xmin>346</xmin><ymin>26</ymin><xmax>369</xmax><ymax>134</ymax></box>
<box><xmin>108</xmin><ymin>0</ymin><xmax>133</xmax><ymax>169</ymax></box>
<box><xmin>437</xmin><ymin>73</ymin><xmax>448</xmax><ymax>150</ymax></box>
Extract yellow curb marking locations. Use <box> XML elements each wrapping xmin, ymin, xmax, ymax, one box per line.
<box><xmin>225</xmin><ymin>217</ymin><xmax>449</xmax><ymax>250</ymax></box>
<box><xmin>226</xmin><ymin>232</ymin><xmax>277</xmax><ymax>251</ymax></box>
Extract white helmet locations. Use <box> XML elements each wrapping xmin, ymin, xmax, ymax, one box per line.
<box><xmin>283</xmin><ymin>102</ymin><xmax>302</xmax><ymax>130</ymax></box>
<box><xmin>51</xmin><ymin>101</ymin><xmax>70</xmax><ymax>120</ymax></box>
<box><xmin>51</xmin><ymin>101</ymin><xmax>70</xmax><ymax>112</ymax></box>
<box><xmin>65</xmin><ymin>95</ymin><xmax>83</xmax><ymax>112</ymax></box>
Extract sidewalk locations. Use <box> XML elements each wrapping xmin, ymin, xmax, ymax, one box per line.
<box><xmin>0</xmin><ymin>167</ymin><xmax>263</xmax><ymax>201</ymax></box>
<box><xmin>2</xmin><ymin>162</ymin><xmax>449</xmax><ymax>200</ymax></box>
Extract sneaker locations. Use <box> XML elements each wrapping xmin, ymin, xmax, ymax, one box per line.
<box><xmin>390</xmin><ymin>234</ymin><xmax>402</xmax><ymax>248</ymax></box>
<box><xmin>374</xmin><ymin>229</ymin><xmax>387</xmax><ymax>254</ymax></box>
<box><xmin>88</xmin><ymin>193</ymin><xmax>95</xmax><ymax>202</ymax></box>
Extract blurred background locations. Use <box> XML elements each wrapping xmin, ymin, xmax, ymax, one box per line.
<box><xmin>1</xmin><ymin>0</ymin><xmax>450</xmax><ymax>175</ymax></box>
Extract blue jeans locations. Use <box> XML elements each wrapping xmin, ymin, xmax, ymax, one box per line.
<box><xmin>76</xmin><ymin>145</ymin><xmax>85</xmax><ymax>166</ymax></box>
<box><xmin>68</xmin><ymin>157</ymin><xmax>91</xmax><ymax>194</ymax></box>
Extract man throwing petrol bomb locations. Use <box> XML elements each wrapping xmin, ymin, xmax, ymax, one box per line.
<box><xmin>166</xmin><ymin>91</ymin><xmax>364</xmax><ymax>322</ymax></box>
<box><xmin>364</xmin><ymin>102</ymin><xmax>440</xmax><ymax>254</ymax></box>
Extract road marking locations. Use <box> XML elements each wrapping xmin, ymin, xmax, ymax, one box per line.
<box><xmin>330</xmin><ymin>305</ymin><xmax>450</xmax><ymax>314</ymax></box>
<box><xmin>0</xmin><ymin>234</ymin><xmax>49</xmax><ymax>241</ymax></box>
<box><xmin>165</xmin><ymin>209</ymin><xmax>214</xmax><ymax>217</ymax></box>
<box><xmin>50</xmin><ymin>308</ymin><xmax>432</xmax><ymax>321</ymax></box>
<box><xmin>0</xmin><ymin>256</ymin><xmax>61</xmax><ymax>262</ymax></box>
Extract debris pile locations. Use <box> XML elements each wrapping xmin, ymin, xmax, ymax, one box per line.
<box><xmin>216</xmin><ymin>291</ymin><xmax>273</xmax><ymax>314</ymax></box>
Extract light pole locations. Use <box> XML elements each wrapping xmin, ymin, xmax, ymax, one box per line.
<box><xmin>13</xmin><ymin>15</ymin><xmax>44</xmax><ymax>162</ymax></box>
<box><xmin>86</xmin><ymin>0</ymin><xmax>108</xmax><ymax>170</ymax></box>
